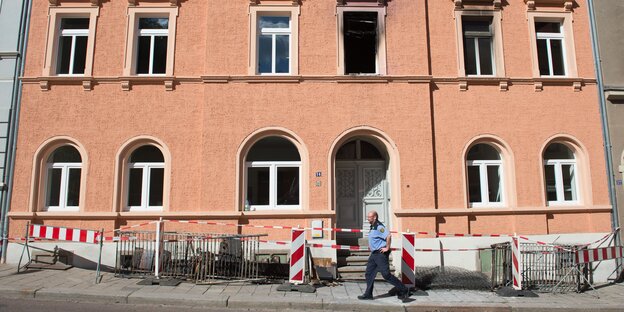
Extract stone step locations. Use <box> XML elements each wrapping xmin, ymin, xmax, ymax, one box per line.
<box><xmin>337</xmin><ymin>265</ymin><xmax>396</xmax><ymax>273</ymax></box>
<box><xmin>338</xmin><ymin>272</ymin><xmax>396</xmax><ymax>281</ymax></box>
<box><xmin>338</xmin><ymin>255</ymin><xmax>393</xmax><ymax>264</ymax></box>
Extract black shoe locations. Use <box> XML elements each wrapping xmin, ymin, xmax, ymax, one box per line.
<box><xmin>358</xmin><ymin>294</ymin><xmax>373</xmax><ymax>300</ymax></box>
<box><xmin>397</xmin><ymin>291</ymin><xmax>409</xmax><ymax>300</ymax></box>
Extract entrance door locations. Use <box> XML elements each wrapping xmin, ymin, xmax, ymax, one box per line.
<box><xmin>336</xmin><ymin>161</ymin><xmax>388</xmax><ymax>232</ymax></box>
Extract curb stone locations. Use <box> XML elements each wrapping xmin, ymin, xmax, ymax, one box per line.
<box><xmin>0</xmin><ymin>286</ymin><xmax>39</xmax><ymax>299</ymax></box>
<box><xmin>34</xmin><ymin>287</ymin><xmax>130</xmax><ymax>304</ymax></box>
<box><xmin>227</xmin><ymin>294</ymin><xmax>323</xmax><ymax>310</ymax></box>
<box><xmin>127</xmin><ymin>292</ymin><xmax>229</xmax><ymax>308</ymax></box>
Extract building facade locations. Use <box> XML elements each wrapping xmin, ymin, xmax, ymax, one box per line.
<box><xmin>5</xmin><ymin>0</ymin><xmax>613</xmax><ymax>272</ymax></box>
<box><xmin>592</xmin><ymin>0</ymin><xmax>624</xmax><ymax>249</ymax></box>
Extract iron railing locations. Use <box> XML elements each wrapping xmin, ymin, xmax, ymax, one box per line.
<box><xmin>115</xmin><ymin>231</ymin><xmax>268</xmax><ymax>284</ymax></box>
<box><xmin>490</xmin><ymin>241</ymin><xmax>588</xmax><ymax>292</ymax></box>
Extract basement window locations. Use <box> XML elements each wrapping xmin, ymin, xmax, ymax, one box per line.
<box><xmin>337</xmin><ymin>7</ymin><xmax>386</xmax><ymax>75</ymax></box>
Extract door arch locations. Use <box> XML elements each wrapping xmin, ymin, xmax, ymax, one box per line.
<box><xmin>329</xmin><ymin>127</ymin><xmax>400</xmax><ymax>244</ymax></box>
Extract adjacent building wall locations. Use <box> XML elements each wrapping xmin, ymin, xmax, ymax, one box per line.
<box><xmin>593</xmin><ymin>0</ymin><xmax>624</xmax><ymax>246</ymax></box>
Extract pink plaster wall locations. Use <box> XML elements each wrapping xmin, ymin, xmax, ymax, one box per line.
<box><xmin>9</xmin><ymin>0</ymin><xmax>611</xmax><ymax>238</ymax></box>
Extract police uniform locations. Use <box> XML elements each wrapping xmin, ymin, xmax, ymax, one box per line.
<box><xmin>361</xmin><ymin>220</ymin><xmax>408</xmax><ymax>299</ymax></box>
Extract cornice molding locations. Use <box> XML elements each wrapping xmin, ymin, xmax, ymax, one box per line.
<box><xmin>453</xmin><ymin>0</ymin><xmax>502</xmax><ymax>10</ymax></box>
<box><xmin>525</xmin><ymin>0</ymin><xmax>574</xmax><ymax>11</ymax></box>
<box><xmin>337</xmin><ymin>0</ymin><xmax>387</xmax><ymax>6</ymax></box>
<box><xmin>128</xmin><ymin>0</ymin><xmax>178</xmax><ymax>6</ymax></box>
<box><xmin>49</xmin><ymin>0</ymin><xmax>100</xmax><ymax>6</ymax></box>
<box><xmin>21</xmin><ymin>76</ymin><xmax>596</xmax><ymax>92</ymax></box>
<box><xmin>250</xmin><ymin>0</ymin><xmax>300</xmax><ymax>4</ymax></box>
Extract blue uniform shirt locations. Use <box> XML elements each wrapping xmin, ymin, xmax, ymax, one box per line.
<box><xmin>368</xmin><ymin>220</ymin><xmax>389</xmax><ymax>252</ymax></box>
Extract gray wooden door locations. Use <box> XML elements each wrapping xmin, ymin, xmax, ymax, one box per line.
<box><xmin>336</xmin><ymin>161</ymin><xmax>388</xmax><ymax>231</ymax></box>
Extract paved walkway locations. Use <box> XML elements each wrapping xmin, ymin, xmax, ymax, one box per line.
<box><xmin>0</xmin><ymin>264</ymin><xmax>623</xmax><ymax>311</ymax></box>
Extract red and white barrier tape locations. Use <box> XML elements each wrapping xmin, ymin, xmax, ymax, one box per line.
<box><xmin>415</xmin><ymin>247</ymin><xmax>492</xmax><ymax>252</ymax></box>
<box><xmin>163</xmin><ymin>219</ymin><xmax>520</xmax><ymax>237</ymax></box>
<box><xmin>102</xmin><ymin>221</ymin><xmax>160</xmax><ymax>235</ymax></box>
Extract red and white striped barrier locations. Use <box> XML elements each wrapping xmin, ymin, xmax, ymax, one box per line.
<box><xmin>512</xmin><ymin>236</ymin><xmax>522</xmax><ymax>290</ymax></box>
<box><xmin>576</xmin><ymin>246</ymin><xmax>624</xmax><ymax>264</ymax></box>
<box><xmin>29</xmin><ymin>224</ymin><xmax>100</xmax><ymax>244</ymax></box>
<box><xmin>401</xmin><ymin>233</ymin><xmax>416</xmax><ymax>287</ymax></box>
<box><xmin>19</xmin><ymin>223</ymin><xmax>105</xmax><ymax>284</ymax></box>
<box><xmin>289</xmin><ymin>229</ymin><xmax>306</xmax><ymax>284</ymax></box>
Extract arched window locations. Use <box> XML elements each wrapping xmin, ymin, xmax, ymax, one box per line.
<box><xmin>544</xmin><ymin>143</ymin><xmax>578</xmax><ymax>205</ymax></box>
<box><xmin>127</xmin><ymin>145</ymin><xmax>164</xmax><ymax>211</ymax></box>
<box><xmin>245</xmin><ymin>137</ymin><xmax>301</xmax><ymax>210</ymax></box>
<box><xmin>45</xmin><ymin>146</ymin><xmax>82</xmax><ymax>211</ymax></box>
<box><xmin>466</xmin><ymin>144</ymin><xmax>503</xmax><ymax>207</ymax></box>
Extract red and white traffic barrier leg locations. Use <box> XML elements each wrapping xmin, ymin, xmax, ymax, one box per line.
<box><xmin>289</xmin><ymin>229</ymin><xmax>306</xmax><ymax>284</ymax></box>
<box><xmin>401</xmin><ymin>232</ymin><xmax>416</xmax><ymax>288</ymax></box>
<box><xmin>512</xmin><ymin>236</ymin><xmax>522</xmax><ymax>290</ymax></box>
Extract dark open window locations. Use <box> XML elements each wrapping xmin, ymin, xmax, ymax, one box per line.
<box><xmin>344</xmin><ymin>12</ymin><xmax>377</xmax><ymax>74</ymax></box>
<box><xmin>462</xmin><ymin>17</ymin><xmax>494</xmax><ymax>76</ymax></box>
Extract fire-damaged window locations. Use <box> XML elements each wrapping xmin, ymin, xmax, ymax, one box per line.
<box><xmin>343</xmin><ymin>12</ymin><xmax>378</xmax><ymax>74</ymax></box>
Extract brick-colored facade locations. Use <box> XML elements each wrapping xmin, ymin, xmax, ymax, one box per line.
<box><xmin>8</xmin><ymin>0</ymin><xmax>611</xmax><ymax>245</ymax></box>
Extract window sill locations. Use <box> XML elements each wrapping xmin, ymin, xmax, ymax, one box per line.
<box><xmin>468</xmin><ymin>203</ymin><xmax>505</xmax><ymax>208</ymax></box>
<box><xmin>7</xmin><ymin>211</ymin><xmax>118</xmax><ymax>220</ymax></box>
<box><xmin>241</xmin><ymin>210</ymin><xmax>335</xmax><ymax>218</ymax></box>
<box><xmin>394</xmin><ymin>205</ymin><xmax>612</xmax><ymax>216</ymax></box>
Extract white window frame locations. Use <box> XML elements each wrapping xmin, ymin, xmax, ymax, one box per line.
<box><xmin>535</xmin><ymin>21</ymin><xmax>567</xmax><ymax>77</ymax></box>
<box><xmin>137</xmin><ymin>19</ymin><xmax>169</xmax><ymax>76</ymax></box>
<box><xmin>256</xmin><ymin>14</ymin><xmax>292</xmax><ymax>75</ymax></box>
<box><xmin>126</xmin><ymin>161</ymin><xmax>164</xmax><ymax>211</ymax></box>
<box><xmin>245</xmin><ymin>160</ymin><xmax>301</xmax><ymax>211</ymax></box>
<box><xmin>42</xmin><ymin>7</ymin><xmax>99</xmax><ymax>77</ymax></box>
<box><xmin>123</xmin><ymin>7</ymin><xmax>178</xmax><ymax>77</ymax></box>
<box><xmin>527</xmin><ymin>12</ymin><xmax>577</xmax><ymax>78</ymax></box>
<box><xmin>462</xmin><ymin>18</ymin><xmax>495</xmax><ymax>76</ymax></box>
<box><xmin>57</xmin><ymin>24</ymin><xmax>89</xmax><ymax>76</ymax></box>
<box><xmin>454</xmin><ymin>10</ymin><xmax>505</xmax><ymax>77</ymax></box>
<box><xmin>44</xmin><ymin>162</ymin><xmax>81</xmax><ymax>212</ymax></box>
<box><xmin>248</xmin><ymin>5</ymin><xmax>299</xmax><ymax>76</ymax></box>
<box><xmin>466</xmin><ymin>159</ymin><xmax>504</xmax><ymax>208</ymax></box>
<box><xmin>544</xmin><ymin>159</ymin><xmax>579</xmax><ymax>206</ymax></box>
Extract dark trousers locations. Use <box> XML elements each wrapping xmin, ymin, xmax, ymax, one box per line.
<box><xmin>364</xmin><ymin>251</ymin><xmax>408</xmax><ymax>296</ymax></box>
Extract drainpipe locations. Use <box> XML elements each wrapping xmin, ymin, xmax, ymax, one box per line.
<box><xmin>586</xmin><ymin>0</ymin><xmax>621</xmax><ymax>275</ymax></box>
<box><xmin>0</xmin><ymin>0</ymin><xmax>31</xmax><ymax>264</ymax></box>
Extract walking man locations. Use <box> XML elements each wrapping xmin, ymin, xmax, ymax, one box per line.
<box><xmin>358</xmin><ymin>210</ymin><xmax>409</xmax><ymax>300</ymax></box>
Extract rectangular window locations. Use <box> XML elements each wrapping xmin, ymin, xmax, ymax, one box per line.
<box><xmin>45</xmin><ymin>165</ymin><xmax>81</xmax><ymax>211</ymax></box>
<box><xmin>136</xmin><ymin>18</ymin><xmax>169</xmax><ymax>75</ymax></box>
<box><xmin>57</xmin><ymin>18</ymin><xmax>89</xmax><ymax>75</ymax></box>
<box><xmin>544</xmin><ymin>160</ymin><xmax>578</xmax><ymax>205</ymax></box>
<box><xmin>128</xmin><ymin>168</ymin><xmax>143</xmax><ymax>207</ymax></box>
<box><xmin>246</xmin><ymin>161</ymin><xmax>300</xmax><ymax>210</ymax></box>
<box><xmin>44</xmin><ymin>7</ymin><xmax>98</xmax><ymax>77</ymax></box>
<box><xmin>467</xmin><ymin>160</ymin><xmax>503</xmax><ymax>207</ymax></box>
<box><xmin>257</xmin><ymin>15</ymin><xmax>291</xmax><ymax>74</ymax></box>
<box><xmin>535</xmin><ymin>21</ymin><xmax>566</xmax><ymax>76</ymax></box>
<box><xmin>247</xmin><ymin>167</ymin><xmax>270</xmax><ymax>205</ymax></box>
<box><xmin>66</xmin><ymin>168</ymin><xmax>82</xmax><ymax>207</ymax></box>
<box><xmin>46</xmin><ymin>168</ymin><xmax>62</xmax><ymax>207</ymax></box>
<box><xmin>343</xmin><ymin>12</ymin><xmax>378</xmax><ymax>74</ymax></box>
<box><xmin>462</xmin><ymin>18</ymin><xmax>494</xmax><ymax>76</ymax></box>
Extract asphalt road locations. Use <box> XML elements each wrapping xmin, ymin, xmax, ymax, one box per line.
<box><xmin>0</xmin><ymin>298</ymin><xmax>264</xmax><ymax>312</ymax></box>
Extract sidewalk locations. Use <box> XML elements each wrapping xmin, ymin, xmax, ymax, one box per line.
<box><xmin>0</xmin><ymin>264</ymin><xmax>623</xmax><ymax>312</ymax></box>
